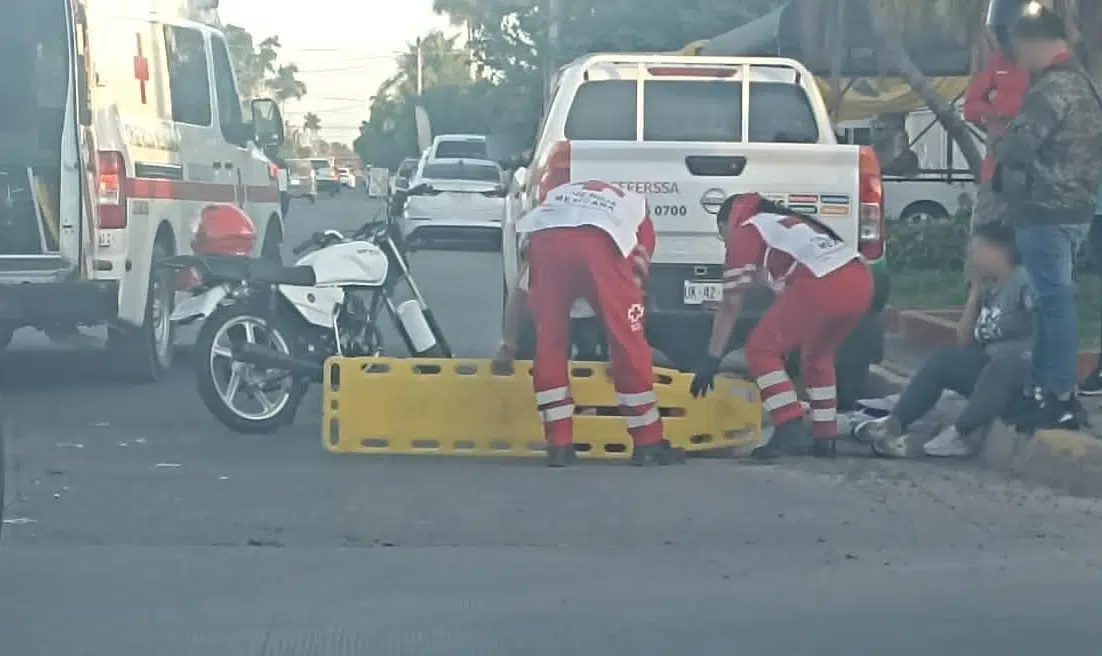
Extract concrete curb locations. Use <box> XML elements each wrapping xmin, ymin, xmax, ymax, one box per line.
<box><xmin>868</xmin><ymin>364</ymin><xmax>1102</xmax><ymax>498</ymax></box>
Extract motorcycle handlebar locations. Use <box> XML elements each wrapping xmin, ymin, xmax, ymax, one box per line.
<box><xmin>291</xmin><ymin>232</ymin><xmax>324</xmax><ymax>255</ymax></box>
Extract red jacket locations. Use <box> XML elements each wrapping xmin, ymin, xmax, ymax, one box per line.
<box><xmin>962</xmin><ymin>51</ymin><xmax>1030</xmax><ymax>183</ymax></box>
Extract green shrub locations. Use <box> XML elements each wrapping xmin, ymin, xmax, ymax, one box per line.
<box><xmin>886</xmin><ymin>212</ymin><xmax>969</xmax><ymax>272</ymax></box>
<box><xmin>886</xmin><ymin>211</ymin><xmax>1097</xmax><ymax>273</ymax></box>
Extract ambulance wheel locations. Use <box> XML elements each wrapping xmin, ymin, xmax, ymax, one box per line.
<box><xmin>108</xmin><ymin>240</ymin><xmax>175</xmax><ymax>382</ymax></box>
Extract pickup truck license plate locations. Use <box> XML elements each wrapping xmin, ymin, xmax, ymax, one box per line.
<box><xmin>683</xmin><ymin>281</ymin><xmax>723</xmax><ymax>305</ymax></box>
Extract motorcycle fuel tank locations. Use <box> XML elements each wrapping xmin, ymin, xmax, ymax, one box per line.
<box><xmin>295</xmin><ymin>240</ymin><xmax>389</xmax><ymax>287</ymax></box>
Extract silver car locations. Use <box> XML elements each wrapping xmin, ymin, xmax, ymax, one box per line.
<box><xmin>286</xmin><ymin>160</ymin><xmax>317</xmax><ymax>203</ymax></box>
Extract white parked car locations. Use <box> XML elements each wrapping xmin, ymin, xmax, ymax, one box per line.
<box><xmin>311</xmin><ymin>158</ymin><xmax>339</xmax><ymax>195</ymax></box>
<box><xmin>401</xmin><ymin>158</ymin><xmax>507</xmax><ymax>248</ymax></box>
<box><xmin>338</xmin><ymin>167</ymin><xmax>356</xmax><ymax>189</ymax></box>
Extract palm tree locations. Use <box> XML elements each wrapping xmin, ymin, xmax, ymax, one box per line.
<box><xmin>265</xmin><ymin>64</ymin><xmax>308</xmax><ymax>109</ymax></box>
<box><xmin>303</xmin><ymin>112</ymin><xmax>321</xmax><ymax>133</ymax></box>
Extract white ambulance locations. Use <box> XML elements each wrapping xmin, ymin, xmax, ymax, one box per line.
<box><xmin>0</xmin><ymin>0</ymin><xmax>287</xmax><ymax>380</ymax></box>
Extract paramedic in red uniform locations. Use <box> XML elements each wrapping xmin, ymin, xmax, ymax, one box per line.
<box><xmin>493</xmin><ymin>180</ymin><xmax>684</xmax><ymax>467</ymax></box>
<box><xmin>689</xmin><ymin>193</ymin><xmax>873</xmax><ymax>458</ymax></box>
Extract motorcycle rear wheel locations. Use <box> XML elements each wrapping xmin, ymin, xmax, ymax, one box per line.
<box><xmin>195</xmin><ymin>304</ymin><xmax>306</xmax><ymax>434</ymax></box>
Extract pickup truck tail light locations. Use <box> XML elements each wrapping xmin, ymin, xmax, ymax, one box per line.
<box><xmin>537</xmin><ymin>140</ymin><xmax>571</xmax><ymax>201</ymax></box>
<box><xmin>857</xmin><ymin>145</ymin><xmax>885</xmax><ymax>260</ymax></box>
<box><xmin>96</xmin><ymin>151</ymin><xmax>127</xmax><ymax>229</ymax></box>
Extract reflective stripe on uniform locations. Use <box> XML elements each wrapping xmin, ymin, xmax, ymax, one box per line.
<box><xmin>624</xmin><ymin>407</ymin><xmax>660</xmax><ymax>428</ymax></box>
<box><xmin>762</xmin><ymin>390</ymin><xmax>800</xmax><ymax>412</ymax></box>
<box><xmin>617</xmin><ymin>390</ymin><xmax>657</xmax><ymax>407</ymax></box>
<box><xmin>806</xmin><ymin>385</ymin><xmax>836</xmax><ymax>401</ymax></box>
<box><xmin>723</xmin><ymin>264</ymin><xmax>755</xmax><ymax>279</ymax></box>
<box><xmin>536</xmin><ymin>386</ymin><xmax>569</xmax><ymax>405</ymax></box>
<box><xmin>755</xmin><ymin>370</ymin><xmax>788</xmax><ymax>389</ymax></box>
<box><xmin>540</xmin><ymin>404</ymin><xmax>575</xmax><ymax>423</ymax></box>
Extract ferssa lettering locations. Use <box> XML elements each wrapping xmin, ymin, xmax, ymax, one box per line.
<box><xmin>611</xmin><ymin>181</ymin><xmax>680</xmax><ymax>194</ymax></box>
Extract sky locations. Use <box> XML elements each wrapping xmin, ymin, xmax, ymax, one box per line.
<box><xmin>220</xmin><ymin>0</ymin><xmax>457</xmax><ymax>144</ymax></box>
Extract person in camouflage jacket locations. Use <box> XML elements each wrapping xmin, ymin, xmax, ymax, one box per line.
<box><xmin>993</xmin><ymin>4</ymin><xmax>1102</xmax><ymax>431</ymax></box>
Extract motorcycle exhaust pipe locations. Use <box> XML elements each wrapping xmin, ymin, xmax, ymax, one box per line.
<box><xmin>234</xmin><ymin>343</ymin><xmax>322</xmax><ymax>381</ymax></box>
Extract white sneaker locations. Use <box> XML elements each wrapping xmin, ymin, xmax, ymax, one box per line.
<box><xmin>852</xmin><ymin>416</ymin><xmax>893</xmax><ymax>444</ymax></box>
<box><xmin>923</xmin><ymin>427</ymin><xmax>971</xmax><ymax>458</ymax></box>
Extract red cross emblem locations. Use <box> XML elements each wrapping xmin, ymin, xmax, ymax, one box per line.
<box><xmin>580</xmin><ymin>180</ymin><xmax>625</xmax><ymax>196</ymax></box>
<box><xmin>133</xmin><ymin>33</ymin><xmax>149</xmax><ymax>104</ymax></box>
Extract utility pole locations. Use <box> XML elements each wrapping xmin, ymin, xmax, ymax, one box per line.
<box><xmin>544</xmin><ymin>0</ymin><xmax>559</xmax><ymax>104</ymax></box>
<box><xmin>415</xmin><ymin>37</ymin><xmax>424</xmax><ymax>96</ymax></box>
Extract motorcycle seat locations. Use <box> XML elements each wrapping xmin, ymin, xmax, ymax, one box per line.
<box><xmin>247</xmin><ymin>260</ymin><xmax>317</xmax><ymax>287</ymax></box>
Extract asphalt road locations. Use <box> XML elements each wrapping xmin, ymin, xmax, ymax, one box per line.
<box><xmin>2</xmin><ymin>192</ymin><xmax>1102</xmax><ymax>655</ymax></box>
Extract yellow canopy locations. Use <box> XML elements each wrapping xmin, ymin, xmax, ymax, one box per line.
<box><xmin>678</xmin><ymin>40</ymin><xmax>970</xmax><ymax>121</ymax></box>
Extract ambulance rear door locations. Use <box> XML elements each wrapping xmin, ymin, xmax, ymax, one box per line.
<box><xmin>0</xmin><ymin>0</ymin><xmax>89</xmax><ymax>283</ymax></box>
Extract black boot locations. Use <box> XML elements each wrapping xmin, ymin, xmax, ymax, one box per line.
<box><xmin>751</xmin><ymin>420</ymin><xmax>812</xmax><ymax>460</ymax></box>
<box><xmin>546</xmin><ymin>445</ymin><xmax>576</xmax><ymax>468</ymax></box>
<box><xmin>630</xmin><ymin>440</ymin><xmax>685</xmax><ymax>466</ymax></box>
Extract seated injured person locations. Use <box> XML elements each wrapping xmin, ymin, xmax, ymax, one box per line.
<box><xmin>855</xmin><ymin>221</ymin><xmax>1033</xmax><ymax>458</ymax></box>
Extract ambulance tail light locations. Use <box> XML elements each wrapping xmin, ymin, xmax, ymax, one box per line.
<box><xmin>537</xmin><ymin>140</ymin><xmax>571</xmax><ymax>201</ymax></box>
<box><xmin>857</xmin><ymin>146</ymin><xmax>884</xmax><ymax>260</ymax></box>
<box><xmin>96</xmin><ymin>151</ymin><xmax>127</xmax><ymax>229</ymax></box>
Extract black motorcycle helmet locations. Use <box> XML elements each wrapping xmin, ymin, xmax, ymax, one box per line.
<box><xmin>1010</xmin><ymin>1</ymin><xmax>1068</xmax><ymax>41</ymax></box>
<box><xmin>985</xmin><ymin>0</ymin><xmax>1029</xmax><ymax>53</ymax></box>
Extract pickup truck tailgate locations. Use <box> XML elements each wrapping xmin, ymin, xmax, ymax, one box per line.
<box><xmin>569</xmin><ymin>141</ymin><xmax>863</xmax><ymax>265</ymax></box>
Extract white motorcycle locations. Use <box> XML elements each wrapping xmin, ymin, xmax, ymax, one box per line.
<box><xmin>164</xmin><ymin>220</ymin><xmax>450</xmax><ymax>434</ymax></box>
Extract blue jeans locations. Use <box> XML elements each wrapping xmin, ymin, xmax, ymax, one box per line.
<box><xmin>1015</xmin><ymin>224</ymin><xmax>1088</xmax><ymax>397</ymax></box>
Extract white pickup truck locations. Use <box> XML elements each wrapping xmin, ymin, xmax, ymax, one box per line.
<box><xmin>502</xmin><ymin>53</ymin><xmax>891</xmax><ymax>407</ymax></box>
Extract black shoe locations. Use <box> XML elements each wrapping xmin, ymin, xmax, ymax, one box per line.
<box><xmin>1006</xmin><ymin>387</ymin><xmax>1043</xmax><ymax>430</ymax></box>
<box><xmin>630</xmin><ymin>440</ymin><xmax>685</xmax><ymax>466</ymax></box>
<box><xmin>1017</xmin><ymin>392</ymin><xmax>1081</xmax><ymax>434</ymax></box>
<box><xmin>546</xmin><ymin>445</ymin><xmax>576</xmax><ymax>468</ymax></box>
<box><xmin>751</xmin><ymin>420</ymin><xmax>812</xmax><ymax>460</ymax></box>
<box><xmin>810</xmin><ymin>438</ymin><xmax>838</xmax><ymax>459</ymax></box>
<box><xmin>1080</xmin><ymin>369</ymin><xmax>1102</xmax><ymax>396</ymax></box>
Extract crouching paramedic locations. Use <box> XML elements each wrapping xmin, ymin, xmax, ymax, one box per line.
<box><xmin>492</xmin><ymin>180</ymin><xmax>684</xmax><ymax>467</ymax></box>
<box><xmin>689</xmin><ymin>193</ymin><xmax>873</xmax><ymax>458</ymax></box>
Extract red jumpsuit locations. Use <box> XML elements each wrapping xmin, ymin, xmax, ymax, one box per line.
<box><xmin>962</xmin><ymin>50</ymin><xmax>1029</xmax><ymax>183</ymax></box>
<box><xmin>520</xmin><ymin>181</ymin><xmax>661</xmax><ymax>448</ymax></box>
<box><xmin>724</xmin><ymin>196</ymin><xmax>873</xmax><ymax>440</ymax></box>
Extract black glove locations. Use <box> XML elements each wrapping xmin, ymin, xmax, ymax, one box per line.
<box><xmin>690</xmin><ymin>355</ymin><xmax>721</xmax><ymax>398</ymax></box>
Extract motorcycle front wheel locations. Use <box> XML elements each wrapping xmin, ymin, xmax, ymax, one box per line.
<box><xmin>195</xmin><ymin>304</ymin><xmax>305</xmax><ymax>434</ymax></box>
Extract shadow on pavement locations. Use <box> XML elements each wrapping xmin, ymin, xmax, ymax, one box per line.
<box><xmin>0</xmin><ymin>346</ymin><xmax>195</xmax><ymax>395</ymax></box>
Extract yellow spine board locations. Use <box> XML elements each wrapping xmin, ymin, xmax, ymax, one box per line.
<box><xmin>323</xmin><ymin>357</ymin><xmax>762</xmax><ymax>459</ymax></box>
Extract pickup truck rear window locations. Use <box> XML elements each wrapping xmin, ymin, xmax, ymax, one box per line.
<box><xmin>422</xmin><ymin>162</ymin><xmax>501</xmax><ymax>182</ymax></box>
<box><xmin>564</xmin><ymin>79</ymin><xmax>819</xmax><ymax>143</ymax></box>
<box><xmin>435</xmin><ymin>141</ymin><xmax>488</xmax><ymax>159</ymax></box>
